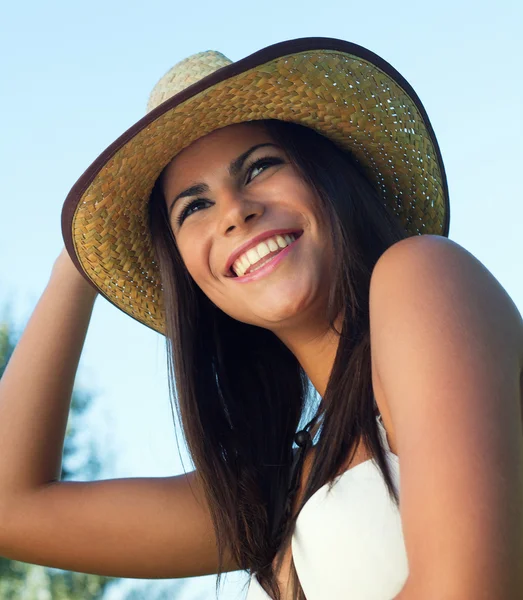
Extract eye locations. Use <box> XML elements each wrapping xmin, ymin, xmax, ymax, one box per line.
<box><xmin>175</xmin><ymin>156</ymin><xmax>284</xmax><ymax>227</ymax></box>
<box><xmin>176</xmin><ymin>198</ymin><xmax>210</xmax><ymax>226</ymax></box>
<box><xmin>245</xmin><ymin>156</ymin><xmax>284</xmax><ymax>184</ymax></box>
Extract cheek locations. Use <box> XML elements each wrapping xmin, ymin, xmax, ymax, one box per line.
<box><xmin>288</xmin><ymin>177</ymin><xmax>323</xmax><ymax>221</ymax></box>
<box><xmin>179</xmin><ymin>243</ymin><xmax>224</xmax><ymax>305</ymax></box>
<box><xmin>177</xmin><ymin>232</ymin><xmax>209</xmax><ymax>275</ymax></box>
<box><xmin>179</xmin><ymin>245</ymin><xmax>239</xmax><ymax>313</ymax></box>
<box><xmin>181</xmin><ymin>252</ymin><xmax>206</xmax><ymax>284</ymax></box>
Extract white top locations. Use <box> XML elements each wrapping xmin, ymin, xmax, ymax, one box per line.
<box><xmin>245</xmin><ymin>415</ymin><xmax>408</xmax><ymax>599</ymax></box>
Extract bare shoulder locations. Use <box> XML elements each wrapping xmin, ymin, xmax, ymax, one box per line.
<box><xmin>369</xmin><ymin>234</ymin><xmax>523</xmax><ymax>455</ymax></box>
<box><xmin>371</xmin><ymin>233</ymin><xmax>523</xmax><ymax>363</ymax></box>
<box><xmin>367</xmin><ymin>236</ymin><xmax>523</xmax><ymax>595</ymax></box>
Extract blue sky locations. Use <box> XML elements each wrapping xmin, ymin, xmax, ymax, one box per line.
<box><xmin>1</xmin><ymin>1</ymin><xmax>522</xmax><ymax>598</ymax></box>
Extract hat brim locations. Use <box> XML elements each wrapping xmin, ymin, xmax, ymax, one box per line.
<box><xmin>61</xmin><ymin>37</ymin><xmax>450</xmax><ymax>336</ymax></box>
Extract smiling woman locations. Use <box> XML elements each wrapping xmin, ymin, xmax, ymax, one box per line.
<box><xmin>152</xmin><ymin>121</ymin><xmax>352</xmax><ymax>329</ymax></box>
<box><xmin>146</xmin><ymin>117</ymin><xmax>413</xmax><ymax>599</ymax></box>
<box><xmin>0</xmin><ymin>37</ymin><xmax>522</xmax><ymax>600</ymax></box>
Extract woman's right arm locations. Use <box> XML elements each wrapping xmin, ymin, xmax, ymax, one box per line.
<box><xmin>0</xmin><ymin>249</ymin><xmax>238</xmax><ymax>578</ymax></box>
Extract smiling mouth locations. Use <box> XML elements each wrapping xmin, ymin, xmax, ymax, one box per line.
<box><xmin>228</xmin><ymin>231</ymin><xmax>303</xmax><ymax>277</ymax></box>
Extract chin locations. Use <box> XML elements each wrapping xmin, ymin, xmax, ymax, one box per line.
<box><xmin>248</xmin><ymin>284</ymin><xmax>320</xmax><ymax>327</ymax></box>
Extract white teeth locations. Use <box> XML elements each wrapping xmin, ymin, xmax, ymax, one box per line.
<box><xmin>231</xmin><ymin>232</ymin><xmax>298</xmax><ymax>277</ymax></box>
<box><xmin>257</xmin><ymin>242</ymin><xmax>270</xmax><ymax>258</ymax></box>
<box><xmin>267</xmin><ymin>238</ymin><xmax>278</xmax><ymax>252</ymax></box>
<box><xmin>246</xmin><ymin>248</ymin><xmax>259</xmax><ymax>263</ymax></box>
<box><xmin>275</xmin><ymin>235</ymin><xmax>287</xmax><ymax>248</ymax></box>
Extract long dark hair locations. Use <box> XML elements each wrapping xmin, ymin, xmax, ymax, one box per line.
<box><xmin>148</xmin><ymin>119</ymin><xmax>408</xmax><ymax>600</ymax></box>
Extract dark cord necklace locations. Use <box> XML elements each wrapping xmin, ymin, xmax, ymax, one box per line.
<box><xmin>271</xmin><ymin>414</ymin><xmax>320</xmax><ymax>542</ymax></box>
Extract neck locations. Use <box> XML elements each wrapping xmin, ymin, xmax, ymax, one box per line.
<box><xmin>275</xmin><ymin>313</ymin><xmax>344</xmax><ymax>399</ymax></box>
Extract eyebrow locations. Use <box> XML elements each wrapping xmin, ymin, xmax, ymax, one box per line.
<box><xmin>167</xmin><ymin>142</ymin><xmax>279</xmax><ymax>218</ymax></box>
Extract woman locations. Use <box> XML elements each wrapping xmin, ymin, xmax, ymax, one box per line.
<box><xmin>0</xmin><ymin>38</ymin><xmax>522</xmax><ymax>600</ymax></box>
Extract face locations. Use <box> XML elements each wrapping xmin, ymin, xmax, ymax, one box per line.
<box><xmin>162</xmin><ymin>122</ymin><xmax>334</xmax><ymax>333</ymax></box>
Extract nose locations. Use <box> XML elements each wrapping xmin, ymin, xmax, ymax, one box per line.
<box><xmin>219</xmin><ymin>189</ymin><xmax>264</xmax><ymax>235</ymax></box>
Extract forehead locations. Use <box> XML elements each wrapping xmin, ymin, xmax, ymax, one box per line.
<box><xmin>163</xmin><ymin>122</ymin><xmax>273</xmax><ymax>184</ymax></box>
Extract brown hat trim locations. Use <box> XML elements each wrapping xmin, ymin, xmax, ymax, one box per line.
<box><xmin>61</xmin><ymin>36</ymin><xmax>450</xmax><ymax>293</ymax></box>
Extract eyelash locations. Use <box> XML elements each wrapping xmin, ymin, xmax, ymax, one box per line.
<box><xmin>175</xmin><ymin>156</ymin><xmax>283</xmax><ymax>226</ymax></box>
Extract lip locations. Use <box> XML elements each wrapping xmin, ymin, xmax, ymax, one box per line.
<box><xmin>230</xmin><ymin>234</ymin><xmax>301</xmax><ymax>283</ymax></box>
<box><xmin>224</xmin><ymin>228</ymin><xmax>303</xmax><ymax>276</ymax></box>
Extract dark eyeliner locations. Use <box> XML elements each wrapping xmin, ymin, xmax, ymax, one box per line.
<box><xmin>176</xmin><ymin>198</ymin><xmax>208</xmax><ymax>226</ymax></box>
<box><xmin>176</xmin><ymin>156</ymin><xmax>283</xmax><ymax>226</ymax></box>
<box><xmin>244</xmin><ymin>155</ymin><xmax>284</xmax><ymax>184</ymax></box>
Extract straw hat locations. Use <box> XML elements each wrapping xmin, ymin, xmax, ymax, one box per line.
<box><xmin>61</xmin><ymin>37</ymin><xmax>450</xmax><ymax>336</ymax></box>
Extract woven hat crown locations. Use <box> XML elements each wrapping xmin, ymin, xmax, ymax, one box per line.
<box><xmin>146</xmin><ymin>51</ymin><xmax>232</xmax><ymax>113</ymax></box>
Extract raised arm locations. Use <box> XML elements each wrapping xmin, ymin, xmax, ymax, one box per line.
<box><xmin>0</xmin><ymin>248</ymin><xmax>98</xmax><ymax>498</ymax></box>
<box><xmin>0</xmin><ymin>250</ymin><xmax>237</xmax><ymax>578</ymax></box>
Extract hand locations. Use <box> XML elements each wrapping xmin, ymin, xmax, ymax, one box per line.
<box><xmin>52</xmin><ymin>247</ymin><xmax>99</xmax><ymax>299</ymax></box>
